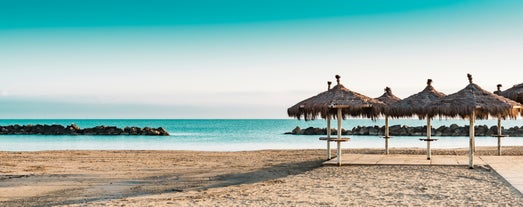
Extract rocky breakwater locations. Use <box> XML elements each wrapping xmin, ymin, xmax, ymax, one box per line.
<box><xmin>0</xmin><ymin>124</ymin><xmax>169</xmax><ymax>136</ymax></box>
<box><xmin>286</xmin><ymin>124</ymin><xmax>523</xmax><ymax>137</ymax></box>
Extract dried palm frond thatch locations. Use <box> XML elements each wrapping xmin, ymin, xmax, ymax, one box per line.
<box><xmin>428</xmin><ymin>75</ymin><xmax>522</xmax><ymax>119</ymax></box>
<box><xmin>427</xmin><ymin>74</ymin><xmax>521</xmax><ymax>168</ymax></box>
<box><xmin>287</xmin><ymin>75</ymin><xmax>385</xmax><ymax>120</ymax></box>
<box><xmin>388</xmin><ymin>79</ymin><xmax>444</xmax><ymax>160</ymax></box>
<box><xmin>376</xmin><ymin>87</ymin><xmax>402</xmax><ymax>154</ymax></box>
<box><xmin>499</xmin><ymin>83</ymin><xmax>523</xmax><ymax>104</ymax></box>
<box><xmin>376</xmin><ymin>87</ymin><xmax>401</xmax><ymax>114</ymax></box>
<box><xmin>388</xmin><ymin>79</ymin><xmax>445</xmax><ymax>119</ymax></box>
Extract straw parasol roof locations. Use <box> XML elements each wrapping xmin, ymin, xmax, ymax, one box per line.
<box><xmin>376</xmin><ymin>87</ymin><xmax>402</xmax><ymax>154</ymax></box>
<box><xmin>428</xmin><ymin>74</ymin><xmax>521</xmax><ymax>168</ymax></box>
<box><xmin>377</xmin><ymin>87</ymin><xmax>401</xmax><ymax>114</ymax></box>
<box><xmin>287</xmin><ymin>75</ymin><xmax>385</xmax><ymax>120</ymax></box>
<box><xmin>428</xmin><ymin>75</ymin><xmax>522</xmax><ymax>119</ymax></box>
<box><xmin>377</xmin><ymin>87</ymin><xmax>401</xmax><ymax>105</ymax></box>
<box><xmin>287</xmin><ymin>81</ymin><xmax>333</xmax><ymax>121</ymax></box>
<box><xmin>499</xmin><ymin>83</ymin><xmax>523</xmax><ymax>104</ymax></box>
<box><xmin>389</xmin><ymin>79</ymin><xmax>445</xmax><ymax>119</ymax></box>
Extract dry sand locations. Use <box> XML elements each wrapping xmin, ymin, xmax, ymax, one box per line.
<box><xmin>1</xmin><ymin>147</ymin><xmax>522</xmax><ymax>206</ymax></box>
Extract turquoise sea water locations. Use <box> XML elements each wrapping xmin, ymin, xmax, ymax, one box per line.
<box><xmin>0</xmin><ymin>119</ymin><xmax>522</xmax><ymax>151</ymax></box>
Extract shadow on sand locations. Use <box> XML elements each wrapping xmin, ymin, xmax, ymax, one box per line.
<box><xmin>0</xmin><ymin>159</ymin><xmax>324</xmax><ymax>207</ymax></box>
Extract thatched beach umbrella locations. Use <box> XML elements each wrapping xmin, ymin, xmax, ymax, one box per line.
<box><xmin>376</xmin><ymin>87</ymin><xmax>401</xmax><ymax>154</ymax></box>
<box><xmin>288</xmin><ymin>75</ymin><xmax>385</xmax><ymax>165</ymax></box>
<box><xmin>429</xmin><ymin>74</ymin><xmax>522</xmax><ymax>168</ymax></box>
<box><xmin>499</xmin><ymin>83</ymin><xmax>523</xmax><ymax>104</ymax></box>
<box><xmin>288</xmin><ymin>75</ymin><xmax>384</xmax><ymax>121</ymax></box>
<box><xmin>389</xmin><ymin>79</ymin><xmax>445</xmax><ymax>160</ymax></box>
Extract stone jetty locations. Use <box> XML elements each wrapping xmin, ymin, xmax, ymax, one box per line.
<box><xmin>0</xmin><ymin>124</ymin><xmax>169</xmax><ymax>136</ymax></box>
<box><xmin>286</xmin><ymin>124</ymin><xmax>523</xmax><ymax>137</ymax></box>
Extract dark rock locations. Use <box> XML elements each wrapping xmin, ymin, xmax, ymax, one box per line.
<box><xmin>48</xmin><ymin>124</ymin><xmax>66</xmax><ymax>135</ymax></box>
<box><xmin>368</xmin><ymin>126</ymin><xmax>379</xmax><ymax>136</ymax></box>
<box><xmin>303</xmin><ymin>127</ymin><xmax>316</xmax><ymax>135</ymax></box>
<box><xmin>285</xmin><ymin>124</ymin><xmax>523</xmax><ymax>137</ymax></box>
<box><xmin>124</xmin><ymin>127</ymin><xmax>142</xmax><ymax>135</ymax></box>
<box><xmin>157</xmin><ymin>127</ymin><xmax>169</xmax><ymax>136</ymax></box>
<box><xmin>0</xmin><ymin>127</ymin><xmax>7</xmax><ymax>134</ymax></box>
<box><xmin>476</xmin><ymin>125</ymin><xmax>487</xmax><ymax>136</ymax></box>
<box><xmin>65</xmin><ymin>124</ymin><xmax>80</xmax><ymax>135</ymax></box>
<box><xmin>488</xmin><ymin>126</ymin><xmax>498</xmax><ymax>136</ymax></box>
<box><xmin>358</xmin><ymin>126</ymin><xmax>369</xmax><ymax>135</ymax></box>
<box><xmin>141</xmin><ymin>127</ymin><xmax>169</xmax><ymax>136</ymax></box>
<box><xmin>69</xmin><ymin>123</ymin><xmax>81</xmax><ymax>131</ymax></box>
<box><xmin>0</xmin><ymin>124</ymin><xmax>169</xmax><ymax>136</ymax></box>
<box><xmin>435</xmin><ymin>126</ymin><xmax>446</xmax><ymax>136</ymax></box>
<box><xmin>104</xmin><ymin>126</ymin><xmax>121</xmax><ymax>135</ymax></box>
<box><xmin>291</xmin><ymin>126</ymin><xmax>301</xmax><ymax>135</ymax></box>
<box><xmin>389</xmin><ymin>125</ymin><xmax>402</xmax><ymax>136</ymax></box>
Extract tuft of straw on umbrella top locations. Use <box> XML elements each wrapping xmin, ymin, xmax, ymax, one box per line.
<box><xmin>287</xmin><ymin>75</ymin><xmax>385</xmax><ymax>121</ymax></box>
<box><xmin>377</xmin><ymin>86</ymin><xmax>401</xmax><ymax>114</ymax></box>
<box><xmin>389</xmin><ymin>79</ymin><xmax>445</xmax><ymax>119</ymax></box>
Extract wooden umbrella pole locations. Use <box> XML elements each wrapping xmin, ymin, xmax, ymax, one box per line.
<box><xmin>326</xmin><ymin>114</ymin><xmax>331</xmax><ymax>159</ymax></box>
<box><xmin>427</xmin><ymin>118</ymin><xmax>431</xmax><ymax>160</ymax></box>
<box><xmin>469</xmin><ymin>110</ymin><xmax>475</xmax><ymax>169</ymax></box>
<box><xmin>385</xmin><ymin>115</ymin><xmax>389</xmax><ymax>155</ymax></box>
<box><xmin>497</xmin><ymin>117</ymin><xmax>502</xmax><ymax>156</ymax></box>
<box><xmin>337</xmin><ymin>108</ymin><xmax>342</xmax><ymax>166</ymax></box>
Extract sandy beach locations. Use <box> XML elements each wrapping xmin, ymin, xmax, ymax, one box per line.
<box><xmin>1</xmin><ymin>147</ymin><xmax>522</xmax><ymax>206</ymax></box>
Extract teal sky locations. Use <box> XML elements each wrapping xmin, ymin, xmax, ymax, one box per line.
<box><xmin>1</xmin><ymin>0</ymin><xmax>522</xmax><ymax>118</ymax></box>
<box><xmin>0</xmin><ymin>0</ymin><xmax>483</xmax><ymax>28</ymax></box>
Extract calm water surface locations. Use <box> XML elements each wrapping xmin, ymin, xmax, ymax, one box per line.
<box><xmin>1</xmin><ymin>119</ymin><xmax>522</xmax><ymax>151</ymax></box>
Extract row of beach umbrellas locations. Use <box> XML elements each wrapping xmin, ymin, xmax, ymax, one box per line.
<box><xmin>288</xmin><ymin>74</ymin><xmax>522</xmax><ymax>168</ymax></box>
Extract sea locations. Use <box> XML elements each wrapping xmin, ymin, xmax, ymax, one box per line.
<box><xmin>1</xmin><ymin>119</ymin><xmax>522</xmax><ymax>152</ymax></box>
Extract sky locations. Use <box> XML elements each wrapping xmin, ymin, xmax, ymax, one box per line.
<box><xmin>1</xmin><ymin>0</ymin><xmax>522</xmax><ymax>118</ymax></box>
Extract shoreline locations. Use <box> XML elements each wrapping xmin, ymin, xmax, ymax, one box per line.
<box><xmin>2</xmin><ymin>135</ymin><xmax>523</xmax><ymax>152</ymax></box>
<box><xmin>3</xmin><ymin>146</ymin><xmax>523</xmax><ymax>155</ymax></box>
